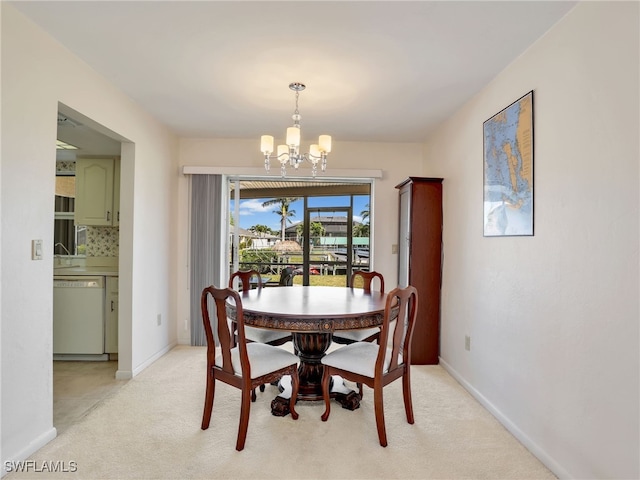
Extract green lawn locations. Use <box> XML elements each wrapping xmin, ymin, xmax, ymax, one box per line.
<box><xmin>292</xmin><ymin>275</ymin><xmax>349</xmax><ymax>287</ymax></box>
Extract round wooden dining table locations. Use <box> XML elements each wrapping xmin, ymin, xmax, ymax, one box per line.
<box><xmin>226</xmin><ymin>285</ymin><xmax>388</xmax><ymax>414</ymax></box>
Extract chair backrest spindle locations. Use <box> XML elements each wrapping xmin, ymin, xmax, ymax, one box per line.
<box><xmin>279</xmin><ymin>267</ymin><xmax>295</xmax><ymax>286</ymax></box>
<box><xmin>229</xmin><ymin>269</ymin><xmax>263</xmax><ymax>293</ymax></box>
<box><xmin>350</xmin><ymin>270</ymin><xmax>385</xmax><ymax>293</ymax></box>
<box><xmin>201</xmin><ymin>286</ymin><xmax>249</xmax><ymax>376</ymax></box>
<box><xmin>376</xmin><ymin>286</ymin><xmax>418</xmax><ymax>374</ymax></box>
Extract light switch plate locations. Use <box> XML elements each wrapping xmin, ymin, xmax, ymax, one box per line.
<box><xmin>32</xmin><ymin>239</ymin><xmax>43</xmax><ymax>260</ymax></box>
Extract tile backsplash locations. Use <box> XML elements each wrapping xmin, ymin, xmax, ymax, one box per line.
<box><xmin>86</xmin><ymin>227</ymin><xmax>119</xmax><ymax>257</ymax></box>
<box><xmin>56</xmin><ymin>160</ymin><xmax>76</xmax><ymax>174</ymax></box>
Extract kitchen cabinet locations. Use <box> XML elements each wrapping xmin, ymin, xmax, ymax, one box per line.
<box><xmin>396</xmin><ymin>177</ymin><xmax>443</xmax><ymax>365</ymax></box>
<box><xmin>105</xmin><ymin>276</ymin><xmax>118</xmax><ymax>354</ymax></box>
<box><xmin>75</xmin><ymin>157</ymin><xmax>120</xmax><ymax>226</ymax></box>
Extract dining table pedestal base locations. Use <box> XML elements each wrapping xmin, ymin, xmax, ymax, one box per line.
<box><xmin>294</xmin><ymin>332</ymin><xmax>331</xmax><ymax>401</ymax></box>
<box><xmin>269</xmin><ymin>332</ymin><xmax>361</xmax><ymax>416</ymax></box>
<box><xmin>270</xmin><ymin>378</ymin><xmax>361</xmax><ymax>416</ymax></box>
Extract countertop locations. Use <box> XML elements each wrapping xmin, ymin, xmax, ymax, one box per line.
<box><xmin>54</xmin><ymin>265</ymin><xmax>119</xmax><ymax>277</ymax></box>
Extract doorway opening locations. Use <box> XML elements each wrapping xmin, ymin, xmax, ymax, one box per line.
<box><xmin>53</xmin><ymin>104</ymin><xmax>131</xmax><ymax>433</ymax></box>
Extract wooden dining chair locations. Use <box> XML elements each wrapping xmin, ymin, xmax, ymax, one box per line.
<box><xmin>229</xmin><ymin>269</ymin><xmax>294</xmax><ymax>399</ymax></box>
<box><xmin>200</xmin><ymin>285</ymin><xmax>300</xmax><ymax>451</ymax></box>
<box><xmin>320</xmin><ymin>285</ymin><xmax>418</xmax><ymax>447</ymax></box>
<box><xmin>229</xmin><ymin>269</ymin><xmax>293</xmax><ymax>347</ymax></box>
<box><xmin>332</xmin><ymin>270</ymin><xmax>384</xmax><ymax>345</ymax></box>
<box><xmin>278</xmin><ymin>266</ymin><xmax>295</xmax><ymax>286</ymax></box>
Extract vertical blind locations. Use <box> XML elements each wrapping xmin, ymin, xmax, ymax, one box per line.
<box><xmin>190</xmin><ymin>174</ymin><xmax>223</xmax><ymax>346</ymax></box>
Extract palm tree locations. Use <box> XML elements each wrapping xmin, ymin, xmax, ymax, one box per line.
<box><xmin>249</xmin><ymin>224</ymin><xmax>270</xmax><ymax>237</ymax></box>
<box><xmin>310</xmin><ymin>221</ymin><xmax>325</xmax><ymax>245</ymax></box>
<box><xmin>353</xmin><ymin>222</ymin><xmax>370</xmax><ymax>237</ymax></box>
<box><xmin>360</xmin><ymin>203</ymin><xmax>370</xmax><ymax>224</ymax></box>
<box><xmin>262</xmin><ymin>197</ymin><xmax>300</xmax><ymax>241</ymax></box>
<box><xmin>296</xmin><ymin>221</ymin><xmax>326</xmax><ymax>244</ymax></box>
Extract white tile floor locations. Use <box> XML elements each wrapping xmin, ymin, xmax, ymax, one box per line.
<box><xmin>53</xmin><ymin>360</ymin><xmax>127</xmax><ymax>434</ymax></box>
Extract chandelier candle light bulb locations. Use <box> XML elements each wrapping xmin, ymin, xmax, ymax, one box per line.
<box><xmin>286</xmin><ymin>127</ymin><xmax>300</xmax><ymax>147</ymax></box>
<box><xmin>261</xmin><ymin>82</ymin><xmax>332</xmax><ymax>177</ymax></box>
<box><xmin>260</xmin><ymin>135</ymin><xmax>274</xmax><ymax>155</ymax></box>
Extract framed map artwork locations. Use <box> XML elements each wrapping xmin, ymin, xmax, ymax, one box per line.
<box><xmin>483</xmin><ymin>91</ymin><xmax>534</xmax><ymax>236</ymax></box>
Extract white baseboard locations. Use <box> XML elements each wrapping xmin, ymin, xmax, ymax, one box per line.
<box><xmin>53</xmin><ymin>354</ymin><xmax>109</xmax><ymax>361</ymax></box>
<box><xmin>115</xmin><ymin>369</ymin><xmax>132</xmax><ymax>380</ymax></box>
<box><xmin>1</xmin><ymin>427</ymin><xmax>57</xmax><ymax>477</ymax></box>
<box><xmin>439</xmin><ymin>357</ymin><xmax>570</xmax><ymax>480</ymax></box>
<box><xmin>116</xmin><ymin>342</ymin><xmax>177</xmax><ymax>380</ymax></box>
<box><xmin>132</xmin><ymin>342</ymin><xmax>177</xmax><ymax>377</ymax></box>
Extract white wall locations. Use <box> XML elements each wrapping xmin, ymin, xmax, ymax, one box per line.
<box><xmin>425</xmin><ymin>3</ymin><xmax>639</xmax><ymax>479</ymax></box>
<box><xmin>1</xmin><ymin>4</ymin><xmax>179</xmax><ymax>470</ymax></box>
<box><xmin>176</xmin><ymin>139</ymin><xmax>425</xmax><ymax>343</ymax></box>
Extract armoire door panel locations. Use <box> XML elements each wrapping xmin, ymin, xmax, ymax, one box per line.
<box><xmin>396</xmin><ymin>177</ymin><xmax>443</xmax><ymax>365</ymax></box>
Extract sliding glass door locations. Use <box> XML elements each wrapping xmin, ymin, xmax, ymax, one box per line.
<box><xmin>227</xmin><ymin>178</ymin><xmax>371</xmax><ymax>287</ymax></box>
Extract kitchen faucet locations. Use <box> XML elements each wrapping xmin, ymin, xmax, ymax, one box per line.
<box><xmin>54</xmin><ymin>243</ymin><xmax>74</xmax><ymax>265</ymax></box>
<box><xmin>54</xmin><ymin>242</ymin><xmax>72</xmax><ymax>256</ymax></box>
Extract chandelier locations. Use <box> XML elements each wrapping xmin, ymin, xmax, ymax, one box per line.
<box><xmin>260</xmin><ymin>82</ymin><xmax>332</xmax><ymax>177</ymax></box>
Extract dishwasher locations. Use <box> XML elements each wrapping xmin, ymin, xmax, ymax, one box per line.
<box><xmin>53</xmin><ymin>276</ymin><xmax>106</xmax><ymax>358</ymax></box>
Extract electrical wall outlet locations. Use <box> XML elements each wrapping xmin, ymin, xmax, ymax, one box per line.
<box><xmin>157</xmin><ymin>314</ymin><xmax>162</xmax><ymax>326</ymax></box>
<box><xmin>465</xmin><ymin>335</ymin><xmax>471</xmax><ymax>351</ymax></box>
<box><xmin>391</xmin><ymin>244</ymin><xmax>398</xmax><ymax>254</ymax></box>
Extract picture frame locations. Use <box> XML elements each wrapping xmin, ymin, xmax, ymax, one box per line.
<box><xmin>483</xmin><ymin>91</ymin><xmax>534</xmax><ymax>237</ymax></box>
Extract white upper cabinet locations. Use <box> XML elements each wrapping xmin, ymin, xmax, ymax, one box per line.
<box><xmin>75</xmin><ymin>157</ymin><xmax>120</xmax><ymax>226</ymax></box>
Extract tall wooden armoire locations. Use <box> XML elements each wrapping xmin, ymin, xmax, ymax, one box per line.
<box><xmin>396</xmin><ymin>177</ymin><xmax>443</xmax><ymax>365</ymax></box>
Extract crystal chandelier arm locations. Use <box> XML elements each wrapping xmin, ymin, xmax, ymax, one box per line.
<box><xmin>277</xmin><ymin>145</ymin><xmax>289</xmax><ymax>163</ymax></box>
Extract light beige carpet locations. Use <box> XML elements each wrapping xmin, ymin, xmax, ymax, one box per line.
<box><xmin>8</xmin><ymin>345</ymin><xmax>555</xmax><ymax>479</ymax></box>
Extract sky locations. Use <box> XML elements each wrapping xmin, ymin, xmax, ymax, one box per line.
<box><xmin>230</xmin><ymin>195</ymin><xmax>370</xmax><ymax>232</ymax></box>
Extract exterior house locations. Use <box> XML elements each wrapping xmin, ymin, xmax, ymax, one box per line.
<box><xmin>285</xmin><ymin>216</ymin><xmax>364</xmax><ymax>242</ymax></box>
<box><xmin>230</xmin><ymin>225</ymin><xmax>278</xmax><ymax>250</ymax></box>
<box><xmin>1</xmin><ymin>3</ymin><xmax>638</xmax><ymax>480</ymax></box>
